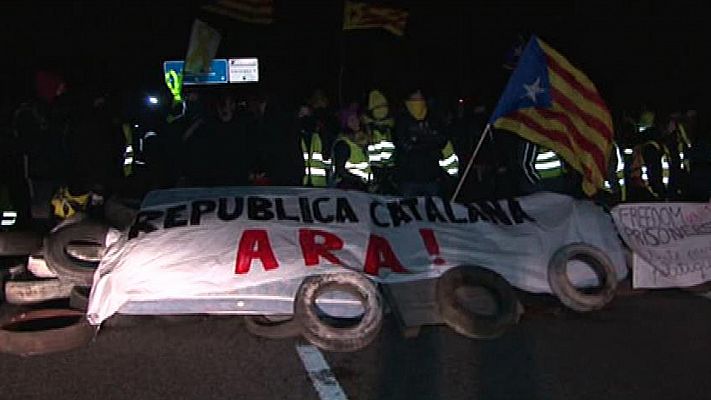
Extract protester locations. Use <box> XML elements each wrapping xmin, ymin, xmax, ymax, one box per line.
<box><xmin>297</xmin><ymin>102</ymin><xmax>330</xmax><ymax>187</ymax></box>
<box><xmin>628</xmin><ymin>110</ymin><xmax>668</xmax><ymax>201</ymax></box>
<box><xmin>253</xmin><ymin>92</ymin><xmax>302</xmax><ymax>186</ymax></box>
<box><xmin>686</xmin><ymin>110</ymin><xmax>711</xmax><ymax>201</ymax></box>
<box><xmin>12</xmin><ymin>70</ymin><xmax>71</xmax><ymax>220</ymax></box>
<box><xmin>363</xmin><ymin>89</ymin><xmax>397</xmax><ymax>194</ymax></box>
<box><xmin>181</xmin><ymin>92</ymin><xmax>258</xmax><ymax>187</ymax></box>
<box><xmin>394</xmin><ymin>89</ymin><xmax>448</xmax><ymax>197</ymax></box>
<box><xmin>332</xmin><ymin>103</ymin><xmax>371</xmax><ymax>191</ymax></box>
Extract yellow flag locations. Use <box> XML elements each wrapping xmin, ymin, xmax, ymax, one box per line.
<box><xmin>185</xmin><ymin>19</ymin><xmax>221</xmax><ymax>74</ymax></box>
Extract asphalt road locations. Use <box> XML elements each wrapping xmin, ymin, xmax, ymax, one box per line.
<box><xmin>1</xmin><ymin>290</ymin><xmax>711</xmax><ymax>400</ymax></box>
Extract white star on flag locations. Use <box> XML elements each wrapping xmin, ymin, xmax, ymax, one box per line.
<box><xmin>523</xmin><ymin>77</ymin><xmax>545</xmax><ymax>102</ymax></box>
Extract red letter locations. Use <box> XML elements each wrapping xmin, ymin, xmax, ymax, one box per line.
<box><xmin>299</xmin><ymin>229</ymin><xmax>343</xmax><ymax>266</ymax></box>
<box><xmin>363</xmin><ymin>234</ymin><xmax>408</xmax><ymax>276</ymax></box>
<box><xmin>235</xmin><ymin>230</ymin><xmax>279</xmax><ymax>274</ymax></box>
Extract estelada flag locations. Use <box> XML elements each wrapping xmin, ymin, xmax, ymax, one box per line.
<box><xmin>201</xmin><ymin>0</ymin><xmax>274</xmax><ymax>25</ymax></box>
<box><xmin>489</xmin><ymin>35</ymin><xmax>614</xmax><ymax>196</ymax></box>
<box><xmin>343</xmin><ymin>1</ymin><xmax>408</xmax><ymax>37</ymax></box>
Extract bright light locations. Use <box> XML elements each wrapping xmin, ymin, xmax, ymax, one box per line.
<box><xmin>147</xmin><ymin>96</ymin><xmax>159</xmax><ymax>105</ymax></box>
<box><xmin>458</xmin><ymin>98</ymin><xmax>464</xmax><ymax>103</ymax></box>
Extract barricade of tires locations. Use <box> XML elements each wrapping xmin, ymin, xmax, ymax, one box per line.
<box><xmin>0</xmin><ymin>207</ymin><xmax>624</xmax><ymax>355</ymax></box>
<box><xmin>244</xmin><ymin>265</ymin><xmax>524</xmax><ymax>351</ymax></box>
<box><xmin>0</xmin><ymin>214</ymin><xmax>113</xmax><ymax>356</ymax></box>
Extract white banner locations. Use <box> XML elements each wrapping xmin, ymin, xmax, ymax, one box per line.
<box><xmin>88</xmin><ymin>189</ymin><xmax>626</xmax><ymax>324</ymax></box>
<box><xmin>612</xmin><ymin>202</ymin><xmax>711</xmax><ymax>288</ymax></box>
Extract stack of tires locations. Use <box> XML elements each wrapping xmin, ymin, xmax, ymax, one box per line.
<box><xmin>0</xmin><ymin>214</ymin><xmax>115</xmax><ymax>356</ymax></box>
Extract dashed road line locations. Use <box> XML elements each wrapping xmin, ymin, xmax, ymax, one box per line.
<box><xmin>296</xmin><ymin>344</ymin><xmax>349</xmax><ymax>400</ymax></box>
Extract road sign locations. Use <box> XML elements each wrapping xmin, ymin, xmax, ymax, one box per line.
<box><xmin>163</xmin><ymin>59</ymin><xmax>228</xmax><ymax>85</ymax></box>
<box><xmin>228</xmin><ymin>58</ymin><xmax>259</xmax><ymax>83</ymax></box>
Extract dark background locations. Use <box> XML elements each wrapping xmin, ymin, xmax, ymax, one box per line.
<box><xmin>1</xmin><ymin>0</ymin><xmax>709</xmax><ymax>117</ymax></box>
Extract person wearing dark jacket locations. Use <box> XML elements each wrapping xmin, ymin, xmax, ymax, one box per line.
<box><xmin>13</xmin><ymin>70</ymin><xmax>71</xmax><ymax>220</ymax></box>
<box><xmin>253</xmin><ymin>95</ymin><xmax>302</xmax><ymax>186</ymax></box>
<box><xmin>183</xmin><ymin>93</ymin><xmax>256</xmax><ymax>187</ymax></box>
<box><xmin>394</xmin><ymin>89</ymin><xmax>448</xmax><ymax>197</ymax></box>
<box><xmin>686</xmin><ymin>111</ymin><xmax>711</xmax><ymax>201</ymax></box>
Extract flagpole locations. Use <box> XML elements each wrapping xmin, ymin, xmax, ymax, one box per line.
<box><xmin>451</xmin><ymin>123</ymin><xmax>492</xmax><ymax>203</ymax></box>
<box><xmin>338</xmin><ymin>23</ymin><xmax>346</xmax><ymax>107</ymax></box>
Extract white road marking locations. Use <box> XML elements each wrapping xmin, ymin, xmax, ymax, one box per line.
<box><xmin>296</xmin><ymin>344</ymin><xmax>349</xmax><ymax>400</ymax></box>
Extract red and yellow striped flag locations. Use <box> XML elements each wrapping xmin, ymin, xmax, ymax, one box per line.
<box><xmin>201</xmin><ymin>0</ymin><xmax>274</xmax><ymax>25</ymax></box>
<box><xmin>343</xmin><ymin>1</ymin><xmax>408</xmax><ymax>37</ymax></box>
<box><xmin>489</xmin><ymin>36</ymin><xmax>613</xmax><ymax>196</ymax></box>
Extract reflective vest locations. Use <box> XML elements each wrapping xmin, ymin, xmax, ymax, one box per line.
<box><xmin>301</xmin><ymin>133</ymin><xmax>329</xmax><ymax>187</ymax></box>
<box><xmin>122</xmin><ymin>123</ymin><xmax>134</xmax><ymax>177</ymax></box>
<box><xmin>0</xmin><ymin>186</ymin><xmax>16</xmax><ymax>227</ymax></box>
<box><xmin>603</xmin><ymin>143</ymin><xmax>626</xmax><ymax>200</ymax></box>
<box><xmin>51</xmin><ymin>186</ymin><xmax>90</xmax><ymax>219</ymax></box>
<box><xmin>334</xmin><ymin>135</ymin><xmax>371</xmax><ymax>183</ymax></box>
<box><xmin>439</xmin><ymin>140</ymin><xmax>459</xmax><ymax>176</ymax></box>
<box><xmin>678</xmin><ymin>122</ymin><xmax>692</xmax><ymax>171</ymax></box>
<box><xmin>630</xmin><ymin>140</ymin><xmax>670</xmax><ymax>198</ymax></box>
<box><xmin>535</xmin><ymin>148</ymin><xmax>564</xmax><ymax>179</ymax></box>
<box><xmin>1</xmin><ymin>210</ymin><xmax>16</xmax><ymax>227</ymax></box>
<box><xmin>366</xmin><ymin>120</ymin><xmax>395</xmax><ymax>168</ymax></box>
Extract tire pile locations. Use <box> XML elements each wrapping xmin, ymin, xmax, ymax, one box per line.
<box><xmin>0</xmin><ymin>215</ymin><xmax>109</xmax><ymax>356</ymax></box>
<box><xmin>1</xmin><ymin>199</ymin><xmax>625</xmax><ymax>355</ymax></box>
<box><xmin>0</xmin><ymin>195</ymin><xmax>138</xmax><ymax>357</ymax></box>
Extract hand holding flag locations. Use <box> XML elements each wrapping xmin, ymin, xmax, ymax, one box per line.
<box><xmin>489</xmin><ymin>36</ymin><xmax>614</xmax><ymax>196</ymax></box>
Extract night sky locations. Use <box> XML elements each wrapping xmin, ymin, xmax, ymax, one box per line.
<box><xmin>1</xmin><ymin>0</ymin><xmax>709</xmax><ymax>118</ymax></box>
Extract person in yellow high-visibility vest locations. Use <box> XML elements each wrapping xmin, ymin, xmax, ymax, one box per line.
<box><xmin>364</xmin><ymin>90</ymin><xmax>395</xmax><ymax>169</ymax></box>
<box><xmin>662</xmin><ymin>112</ymin><xmax>692</xmax><ymax>200</ymax></box>
<box><xmin>298</xmin><ymin>104</ymin><xmax>330</xmax><ymax>187</ymax></box>
<box><xmin>439</xmin><ymin>140</ymin><xmax>459</xmax><ymax>177</ymax></box>
<box><xmin>121</xmin><ymin>123</ymin><xmax>134</xmax><ymax>177</ymax></box>
<box><xmin>332</xmin><ymin>104</ymin><xmax>370</xmax><ymax>191</ymax></box>
<box><xmin>363</xmin><ymin>90</ymin><xmax>396</xmax><ymax>193</ymax></box>
<box><xmin>628</xmin><ymin>111</ymin><xmax>668</xmax><ymax>200</ymax></box>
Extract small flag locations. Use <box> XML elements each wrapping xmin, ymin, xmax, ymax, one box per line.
<box><xmin>184</xmin><ymin>19</ymin><xmax>221</xmax><ymax>74</ymax></box>
<box><xmin>489</xmin><ymin>36</ymin><xmax>614</xmax><ymax>196</ymax></box>
<box><xmin>201</xmin><ymin>0</ymin><xmax>274</xmax><ymax>25</ymax></box>
<box><xmin>343</xmin><ymin>1</ymin><xmax>408</xmax><ymax>37</ymax></box>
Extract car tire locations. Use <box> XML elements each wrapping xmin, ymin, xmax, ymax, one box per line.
<box><xmin>437</xmin><ymin>265</ymin><xmax>520</xmax><ymax>339</ymax></box>
<box><xmin>0</xmin><ymin>231</ymin><xmax>42</xmax><ymax>257</ymax></box>
<box><xmin>294</xmin><ymin>272</ymin><xmax>383</xmax><ymax>352</ymax></box>
<box><xmin>4</xmin><ymin>278</ymin><xmax>75</xmax><ymax>305</ymax></box>
<box><xmin>0</xmin><ymin>308</ymin><xmax>95</xmax><ymax>356</ymax></box>
<box><xmin>547</xmin><ymin>243</ymin><xmax>618</xmax><ymax>312</ymax></box>
<box><xmin>44</xmin><ymin>219</ymin><xmax>110</xmax><ymax>285</ymax></box>
<box><xmin>244</xmin><ymin>315</ymin><xmax>302</xmax><ymax>339</ymax></box>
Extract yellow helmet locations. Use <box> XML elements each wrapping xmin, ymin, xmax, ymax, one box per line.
<box><xmin>367</xmin><ymin>90</ymin><xmax>389</xmax><ymax>120</ymax></box>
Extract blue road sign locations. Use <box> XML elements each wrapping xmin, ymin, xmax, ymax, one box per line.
<box><xmin>163</xmin><ymin>59</ymin><xmax>229</xmax><ymax>85</ymax></box>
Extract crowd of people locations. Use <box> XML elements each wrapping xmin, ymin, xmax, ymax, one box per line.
<box><xmin>0</xmin><ymin>69</ymin><xmax>709</xmax><ymax>227</ymax></box>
